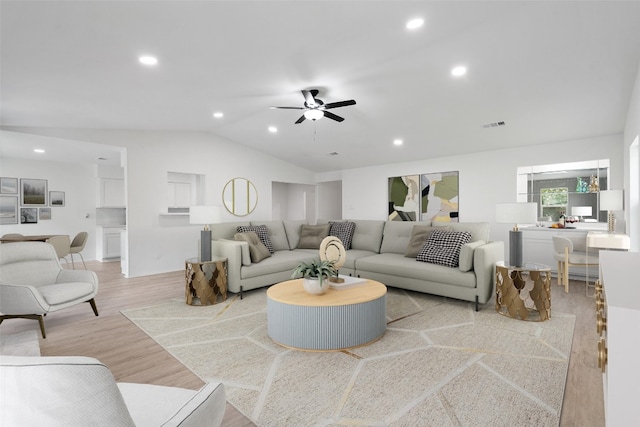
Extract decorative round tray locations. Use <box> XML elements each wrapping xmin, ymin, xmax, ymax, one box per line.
<box><xmin>319</xmin><ymin>236</ymin><xmax>346</xmax><ymax>270</ymax></box>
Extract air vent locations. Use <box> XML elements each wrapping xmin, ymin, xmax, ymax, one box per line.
<box><xmin>97</xmin><ymin>157</ymin><xmax>108</xmax><ymax>161</ymax></box>
<box><xmin>327</xmin><ymin>152</ymin><xmax>339</xmax><ymax>156</ymax></box>
<box><xmin>482</xmin><ymin>121</ymin><xmax>506</xmax><ymax>129</ymax></box>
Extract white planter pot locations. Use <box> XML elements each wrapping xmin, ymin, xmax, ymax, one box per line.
<box><xmin>302</xmin><ymin>277</ymin><xmax>330</xmax><ymax>295</ymax></box>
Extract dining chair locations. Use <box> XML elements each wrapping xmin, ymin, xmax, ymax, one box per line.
<box><xmin>46</xmin><ymin>235</ymin><xmax>71</xmax><ymax>266</ymax></box>
<box><xmin>68</xmin><ymin>231</ymin><xmax>88</xmax><ymax>269</ymax></box>
<box><xmin>552</xmin><ymin>236</ymin><xmax>599</xmax><ymax>293</ymax></box>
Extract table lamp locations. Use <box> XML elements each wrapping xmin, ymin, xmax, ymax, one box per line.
<box><xmin>496</xmin><ymin>202</ymin><xmax>538</xmax><ymax>267</ymax></box>
<box><xmin>600</xmin><ymin>190</ymin><xmax>623</xmax><ymax>233</ymax></box>
<box><xmin>571</xmin><ymin>206</ymin><xmax>592</xmax><ymax>222</ymax></box>
<box><xmin>189</xmin><ymin>206</ymin><xmax>222</xmax><ymax>261</ymax></box>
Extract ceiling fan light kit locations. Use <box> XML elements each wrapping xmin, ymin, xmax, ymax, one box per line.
<box><xmin>271</xmin><ymin>89</ymin><xmax>356</xmax><ymax>124</ymax></box>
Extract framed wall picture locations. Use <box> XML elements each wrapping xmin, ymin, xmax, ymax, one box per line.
<box><xmin>39</xmin><ymin>207</ymin><xmax>52</xmax><ymax>220</ymax></box>
<box><xmin>0</xmin><ymin>196</ymin><xmax>18</xmax><ymax>225</ymax></box>
<box><xmin>20</xmin><ymin>207</ymin><xmax>38</xmax><ymax>224</ymax></box>
<box><xmin>0</xmin><ymin>177</ymin><xmax>18</xmax><ymax>194</ymax></box>
<box><xmin>388</xmin><ymin>175</ymin><xmax>420</xmax><ymax>221</ymax></box>
<box><xmin>420</xmin><ymin>171</ymin><xmax>459</xmax><ymax>222</ymax></box>
<box><xmin>49</xmin><ymin>191</ymin><xmax>65</xmax><ymax>207</ymax></box>
<box><xmin>21</xmin><ymin>178</ymin><xmax>47</xmax><ymax>206</ymax></box>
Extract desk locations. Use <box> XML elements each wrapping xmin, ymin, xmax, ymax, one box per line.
<box><xmin>495</xmin><ymin>262</ymin><xmax>552</xmax><ymax>321</ymax></box>
<box><xmin>0</xmin><ymin>235</ymin><xmax>64</xmax><ymax>243</ymax></box>
<box><xmin>586</xmin><ymin>232</ymin><xmax>630</xmax><ymax>296</ymax></box>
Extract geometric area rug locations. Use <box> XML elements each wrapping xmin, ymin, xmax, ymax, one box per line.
<box><xmin>122</xmin><ymin>287</ymin><xmax>575</xmax><ymax>427</ymax></box>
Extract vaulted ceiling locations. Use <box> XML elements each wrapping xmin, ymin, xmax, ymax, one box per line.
<box><xmin>2</xmin><ymin>1</ymin><xmax>640</xmax><ymax>172</ymax></box>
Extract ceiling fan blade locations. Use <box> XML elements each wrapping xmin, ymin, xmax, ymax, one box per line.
<box><xmin>323</xmin><ymin>99</ymin><xmax>356</xmax><ymax>109</ymax></box>
<box><xmin>295</xmin><ymin>114</ymin><xmax>306</xmax><ymax>124</ymax></box>
<box><xmin>269</xmin><ymin>106</ymin><xmax>305</xmax><ymax>110</ymax></box>
<box><xmin>323</xmin><ymin>111</ymin><xmax>344</xmax><ymax>122</ymax></box>
<box><xmin>302</xmin><ymin>90</ymin><xmax>317</xmax><ymax>107</ymax></box>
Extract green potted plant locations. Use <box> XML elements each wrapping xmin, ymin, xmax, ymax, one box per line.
<box><xmin>291</xmin><ymin>259</ymin><xmax>337</xmax><ymax>295</ymax></box>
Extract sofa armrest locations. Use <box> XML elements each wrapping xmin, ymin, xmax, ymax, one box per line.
<box><xmin>0</xmin><ymin>282</ymin><xmax>51</xmax><ymax>314</ymax></box>
<box><xmin>473</xmin><ymin>241</ymin><xmax>505</xmax><ymax>304</ymax></box>
<box><xmin>212</xmin><ymin>239</ymin><xmax>245</xmax><ymax>293</ymax></box>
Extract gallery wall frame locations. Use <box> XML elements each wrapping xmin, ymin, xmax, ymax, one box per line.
<box><xmin>49</xmin><ymin>191</ymin><xmax>65</xmax><ymax>207</ymax></box>
<box><xmin>39</xmin><ymin>207</ymin><xmax>52</xmax><ymax>220</ymax></box>
<box><xmin>388</xmin><ymin>171</ymin><xmax>459</xmax><ymax>222</ymax></box>
<box><xmin>21</xmin><ymin>178</ymin><xmax>47</xmax><ymax>206</ymax></box>
<box><xmin>20</xmin><ymin>207</ymin><xmax>38</xmax><ymax>224</ymax></box>
<box><xmin>0</xmin><ymin>196</ymin><xmax>18</xmax><ymax>225</ymax></box>
<box><xmin>1</xmin><ymin>177</ymin><xmax>18</xmax><ymax>194</ymax></box>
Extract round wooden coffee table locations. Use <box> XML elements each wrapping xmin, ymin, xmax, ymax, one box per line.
<box><xmin>266</xmin><ymin>279</ymin><xmax>387</xmax><ymax>351</ymax></box>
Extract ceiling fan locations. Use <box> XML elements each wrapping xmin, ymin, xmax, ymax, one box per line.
<box><xmin>270</xmin><ymin>89</ymin><xmax>356</xmax><ymax>124</ymax></box>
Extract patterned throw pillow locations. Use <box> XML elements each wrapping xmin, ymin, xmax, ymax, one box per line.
<box><xmin>416</xmin><ymin>229</ymin><xmax>472</xmax><ymax>268</ymax></box>
<box><xmin>237</xmin><ymin>225</ymin><xmax>274</xmax><ymax>254</ymax></box>
<box><xmin>329</xmin><ymin>221</ymin><xmax>356</xmax><ymax>250</ymax></box>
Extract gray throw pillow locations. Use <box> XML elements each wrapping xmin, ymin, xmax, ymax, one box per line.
<box><xmin>237</xmin><ymin>225</ymin><xmax>274</xmax><ymax>254</ymax></box>
<box><xmin>234</xmin><ymin>232</ymin><xmax>271</xmax><ymax>263</ymax></box>
<box><xmin>404</xmin><ymin>225</ymin><xmax>450</xmax><ymax>258</ymax></box>
<box><xmin>297</xmin><ymin>224</ymin><xmax>331</xmax><ymax>249</ymax></box>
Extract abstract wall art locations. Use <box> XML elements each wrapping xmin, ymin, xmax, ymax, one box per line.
<box><xmin>388</xmin><ymin>171</ymin><xmax>459</xmax><ymax>222</ymax></box>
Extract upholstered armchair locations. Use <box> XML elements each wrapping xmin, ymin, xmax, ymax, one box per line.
<box><xmin>0</xmin><ymin>242</ymin><xmax>99</xmax><ymax>338</ymax></box>
<box><xmin>552</xmin><ymin>236</ymin><xmax>599</xmax><ymax>293</ymax></box>
<box><xmin>0</xmin><ymin>355</ymin><xmax>226</xmax><ymax>427</ymax></box>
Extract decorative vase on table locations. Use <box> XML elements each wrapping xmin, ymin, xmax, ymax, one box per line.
<box><xmin>302</xmin><ymin>277</ymin><xmax>330</xmax><ymax>295</ymax></box>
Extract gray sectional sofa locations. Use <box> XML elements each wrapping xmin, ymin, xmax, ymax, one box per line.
<box><xmin>211</xmin><ymin>220</ymin><xmax>504</xmax><ymax>310</ymax></box>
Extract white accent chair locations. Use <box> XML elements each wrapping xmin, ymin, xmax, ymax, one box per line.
<box><xmin>552</xmin><ymin>236</ymin><xmax>599</xmax><ymax>293</ymax></box>
<box><xmin>0</xmin><ymin>355</ymin><xmax>226</xmax><ymax>427</ymax></box>
<box><xmin>0</xmin><ymin>242</ymin><xmax>99</xmax><ymax>338</ymax></box>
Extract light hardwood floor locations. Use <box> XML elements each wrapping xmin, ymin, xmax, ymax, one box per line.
<box><xmin>0</xmin><ymin>261</ymin><xmax>604</xmax><ymax>426</ymax></box>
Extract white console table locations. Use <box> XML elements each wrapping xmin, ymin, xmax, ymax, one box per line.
<box><xmin>586</xmin><ymin>232</ymin><xmax>630</xmax><ymax>296</ymax></box>
<box><xmin>597</xmin><ymin>251</ymin><xmax>640</xmax><ymax>426</ymax></box>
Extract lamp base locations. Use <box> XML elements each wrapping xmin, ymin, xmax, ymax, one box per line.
<box><xmin>201</xmin><ymin>229</ymin><xmax>212</xmax><ymax>261</ymax></box>
<box><xmin>509</xmin><ymin>230</ymin><xmax>523</xmax><ymax>267</ymax></box>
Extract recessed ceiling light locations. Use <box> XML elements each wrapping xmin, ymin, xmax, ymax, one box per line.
<box><xmin>393</xmin><ymin>139</ymin><xmax>403</xmax><ymax>146</ymax></box>
<box><xmin>451</xmin><ymin>65</ymin><xmax>467</xmax><ymax>77</ymax></box>
<box><xmin>138</xmin><ymin>56</ymin><xmax>158</xmax><ymax>66</ymax></box>
<box><xmin>268</xmin><ymin>126</ymin><xmax>278</xmax><ymax>133</ymax></box>
<box><xmin>213</xmin><ymin>112</ymin><xmax>224</xmax><ymax>118</ymax></box>
<box><xmin>406</xmin><ymin>18</ymin><xmax>424</xmax><ymax>30</ymax></box>
<box><xmin>34</xmin><ymin>149</ymin><xmax>45</xmax><ymax>153</ymax></box>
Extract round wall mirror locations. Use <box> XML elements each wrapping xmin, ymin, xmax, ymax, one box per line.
<box><xmin>222</xmin><ymin>177</ymin><xmax>258</xmax><ymax>216</ymax></box>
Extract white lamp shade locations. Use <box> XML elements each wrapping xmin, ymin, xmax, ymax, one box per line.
<box><xmin>571</xmin><ymin>206</ymin><xmax>592</xmax><ymax>216</ymax></box>
<box><xmin>600</xmin><ymin>190</ymin><xmax>623</xmax><ymax>211</ymax></box>
<box><xmin>189</xmin><ymin>205</ymin><xmax>222</xmax><ymax>225</ymax></box>
<box><xmin>495</xmin><ymin>202</ymin><xmax>538</xmax><ymax>225</ymax></box>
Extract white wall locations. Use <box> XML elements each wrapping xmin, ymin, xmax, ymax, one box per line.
<box><xmin>339</xmin><ymin>134</ymin><xmax>624</xmax><ymax>253</ymax></box>
<box><xmin>0</xmin><ymin>157</ymin><xmax>99</xmax><ymax>261</ymax></box>
<box><xmin>317</xmin><ymin>181</ymin><xmax>342</xmax><ymax>221</ymax></box>
<box><xmin>623</xmin><ymin>64</ymin><xmax>640</xmax><ymax>251</ymax></box>
<box><xmin>3</xmin><ymin>128</ymin><xmax>316</xmax><ymax>277</ymax></box>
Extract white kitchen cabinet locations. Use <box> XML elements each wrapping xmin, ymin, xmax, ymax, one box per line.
<box><xmin>96</xmin><ymin>226</ymin><xmax>124</xmax><ymax>260</ymax></box>
<box><xmin>100</xmin><ymin>178</ymin><xmax>125</xmax><ymax>207</ymax></box>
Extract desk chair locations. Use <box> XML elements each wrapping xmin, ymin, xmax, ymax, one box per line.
<box><xmin>552</xmin><ymin>236</ymin><xmax>599</xmax><ymax>293</ymax></box>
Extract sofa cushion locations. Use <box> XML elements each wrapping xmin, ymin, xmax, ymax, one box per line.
<box><xmin>237</xmin><ymin>225</ymin><xmax>274</xmax><ymax>254</ymax></box>
<box><xmin>458</xmin><ymin>240</ymin><xmax>485</xmax><ymax>272</ymax></box>
<box><xmin>379</xmin><ymin>221</ymin><xmax>430</xmax><ymax>255</ymax></box>
<box><xmin>253</xmin><ymin>220</ymin><xmax>289</xmax><ymax>251</ymax></box>
<box><xmin>348</xmin><ymin>220</ymin><xmax>385</xmax><ymax>253</ymax></box>
<box><xmin>240</xmin><ymin>250</ymin><xmax>316</xmax><ymax>279</ymax></box>
<box><xmin>329</xmin><ymin>221</ymin><xmax>356</xmax><ymax>249</ymax></box>
<box><xmin>211</xmin><ymin>222</ymin><xmax>250</xmax><ymax>240</ymax></box>
<box><xmin>355</xmin><ymin>253</ymin><xmax>476</xmax><ymax>288</ymax></box>
<box><xmin>404</xmin><ymin>225</ymin><xmax>449</xmax><ymax>258</ymax></box>
<box><xmin>297</xmin><ymin>224</ymin><xmax>331</xmax><ymax>249</ymax></box>
<box><xmin>283</xmin><ymin>220</ymin><xmax>307</xmax><ymax>250</ymax></box>
<box><xmin>417</xmin><ymin>230</ymin><xmax>472</xmax><ymax>268</ymax></box>
<box><xmin>433</xmin><ymin>222</ymin><xmax>489</xmax><ymax>243</ymax></box>
<box><xmin>234</xmin><ymin>232</ymin><xmax>271</xmax><ymax>263</ymax></box>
